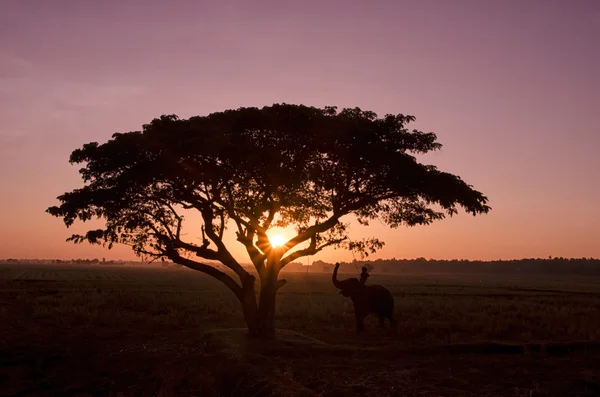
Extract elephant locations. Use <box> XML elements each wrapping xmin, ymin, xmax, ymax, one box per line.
<box><xmin>332</xmin><ymin>262</ymin><xmax>396</xmax><ymax>332</ymax></box>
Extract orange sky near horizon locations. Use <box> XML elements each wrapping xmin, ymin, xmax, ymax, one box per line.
<box><xmin>1</xmin><ymin>1</ymin><xmax>599</xmax><ymax>262</ymax></box>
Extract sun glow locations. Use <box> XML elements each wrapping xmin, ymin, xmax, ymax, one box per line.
<box><xmin>269</xmin><ymin>234</ymin><xmax>286</xmax><ymax>248</ymax></box>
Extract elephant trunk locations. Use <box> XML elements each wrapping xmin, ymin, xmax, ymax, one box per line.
<box><xmin>332</xmin><ymin>262</ymin><xmax>341</xmax><ymax>288</ymax></box>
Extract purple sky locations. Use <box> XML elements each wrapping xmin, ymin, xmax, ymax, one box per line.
<box><xmin>1</xmin><ymin>0</ymin><xmax>599</xmax><ymax>262</ymax></box>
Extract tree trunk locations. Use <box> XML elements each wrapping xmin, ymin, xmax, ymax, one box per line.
<box><xmin>249</xmin><ymin>259</ymin><xmax>280</xmax><ymax>339</ymax></box>
<box><xmin>255</xmin><ymin>281</ymin><xmax>277</xmax><ymax>338</ymax></box>
<box><xmin>239</xmin><ymin>273</ymin><xmax>278</xmax><ymax>339</ymax></box>
<box><xmin>240</xmin><ymin>280</ymin><xmax>260</xmax><ymax>337</ymax></box>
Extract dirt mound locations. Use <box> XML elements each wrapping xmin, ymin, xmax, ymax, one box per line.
<box><xmin>198</xmin><ymin>328</ymin><xmax>326</xmax><ymax>396</ymax></box>
<box><xmin>200</xmin><ymin>328</ymin><xmax>327</xmax><ymax>352</ymax></box>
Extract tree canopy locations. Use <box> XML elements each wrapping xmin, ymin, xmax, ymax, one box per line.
<box><xmin>47</xmin><ymin>103</ymin><xmax>490</xmax><ymax>337</ymax></box>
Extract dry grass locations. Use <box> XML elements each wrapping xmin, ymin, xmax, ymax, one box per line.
<box><xmin>2</xmin><ymin>264</ymin><xmax>600</xmax><ymax>396</ymax></box>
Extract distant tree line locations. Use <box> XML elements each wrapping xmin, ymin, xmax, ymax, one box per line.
<box><xmin>282</xmin><ymin>257</ymin><xmax>600</xmax><ymax>275</ymax></box>
<box><xmin>0</xmin><ymin>258</ymin><xmax>175</xmax><ymax>266</ymax></box>
<box><xmin>3</xmin><ymin>257</ymin><xmax>599</xmax><ymax>276</ymax></box>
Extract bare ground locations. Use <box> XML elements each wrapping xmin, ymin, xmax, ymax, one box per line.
<box><xmin>1</xmin><ymin>265</ymin><xmax>600</xmax><ymax>396</ymax></box>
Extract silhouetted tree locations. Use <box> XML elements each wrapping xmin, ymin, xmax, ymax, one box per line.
<box><xmin>47</xmin><ymin>104</ymin><xmax>490</xmax><ymax>338</ymax></box>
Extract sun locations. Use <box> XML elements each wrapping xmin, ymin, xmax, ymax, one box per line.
<box><xmin>269</xmin><ymin>234</ymin><xmax>286</xmax><ymax>248</ymax></box>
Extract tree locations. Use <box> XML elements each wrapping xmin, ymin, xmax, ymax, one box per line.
<box><xmin>47</xmin><ymin>104</ymin><xmax>490</xmax><ymax>338</ymax></box>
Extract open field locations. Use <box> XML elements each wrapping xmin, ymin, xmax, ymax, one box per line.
<box><xmin>2</xmin><ymin>264</ymin><xmax>600</xmax><ymax>396</ymax></box>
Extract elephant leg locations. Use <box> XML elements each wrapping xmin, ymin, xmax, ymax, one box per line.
<box><xmin>387</xmin><ymin>314</ymin><xmax>397</xmax><ymax>330</ymax></box>
<box><xmin>355</xmin><ymin>313</ymin><xmax>365</xmax><ymax>332</ymax></box>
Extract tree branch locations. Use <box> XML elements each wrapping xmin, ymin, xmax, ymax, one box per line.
<box><xmin>261</xmin><ymin>199</ymin><xmax>280</xmax><ymax>230</ymax></box>
<box><xmin>137</xmin><ymin>224</ymin><xmax>245</xmax><ymax>298</ymax></box>
<box><xmin>174</xmin><ymin>237</ymin><xmax>220</xmax><ymax>261</ymax></box>
<box><xmin>137</xmin><ymin>207</ymin><xmax>220</xmax><ymax>261</ymax></box>
<box><xmin>137</xmin><ymin>207</ymin><xmax>176</xmax><ymax>240</ymax></box>
<box><xmin>120</xmin><ymin>241</ymin><xmax>165</xmax><ymax>258</ymax></box>
<box><xmin>213</xmin><ymin>193</ymin><xmax>253</xmax><ymax>231</ymax></box>
<box><xmin>276</xmin><ymin>279</ymin><xmax>287</xmax><ymax>290</ymax></box>
<box><xmin>197</xmin><ymin>206</ymin><xmax>252</xmax><ymax>281</ymax></box>
<box><xmin>166</xmin><ymin>248</ymin><xmax>243</xmax><ymax>299</ymax></box>
<box><xmin>236</xmin><ymin>228</ymin><xmax>266</xmax><ymax>274</ymax></box>
<box><xmin>255</xmin><ymin>229</ymin><xmax>272</xmax><ymax>254</ymax></box>
<box><xmin>280</xmin><ymin>237</ymin><xmax>347</xmax><ymax>268</ymax></box>
<box><xmin>282</xmin><ymin>215</ymin><xmax>340</xmax><ymax>254</ymax></box>
<box><xmin>217</xmin><ymin>210</ymin><xmax>225</xmax><ymax>240</ymax></box>
<box><xmin>163</xmin><ymin>191</ymin><xmax>252</xmax><ymax>283</ymax></box>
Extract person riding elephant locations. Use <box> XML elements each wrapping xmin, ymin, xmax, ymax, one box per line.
<box><xmin>332</xmin><ymin>262</ymin><xmax>396</xmax><ymax>332</ymax></box>
<box><xmin>359</xmin><ymin>266</ymin><xmax>370</xmax><ymax>285</ymax></box>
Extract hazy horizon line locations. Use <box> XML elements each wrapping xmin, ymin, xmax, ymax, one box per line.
<box><xmin>3</xmin><ymin>256</ymin><xmax>598</xmax><ymax>263</ymax></box>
